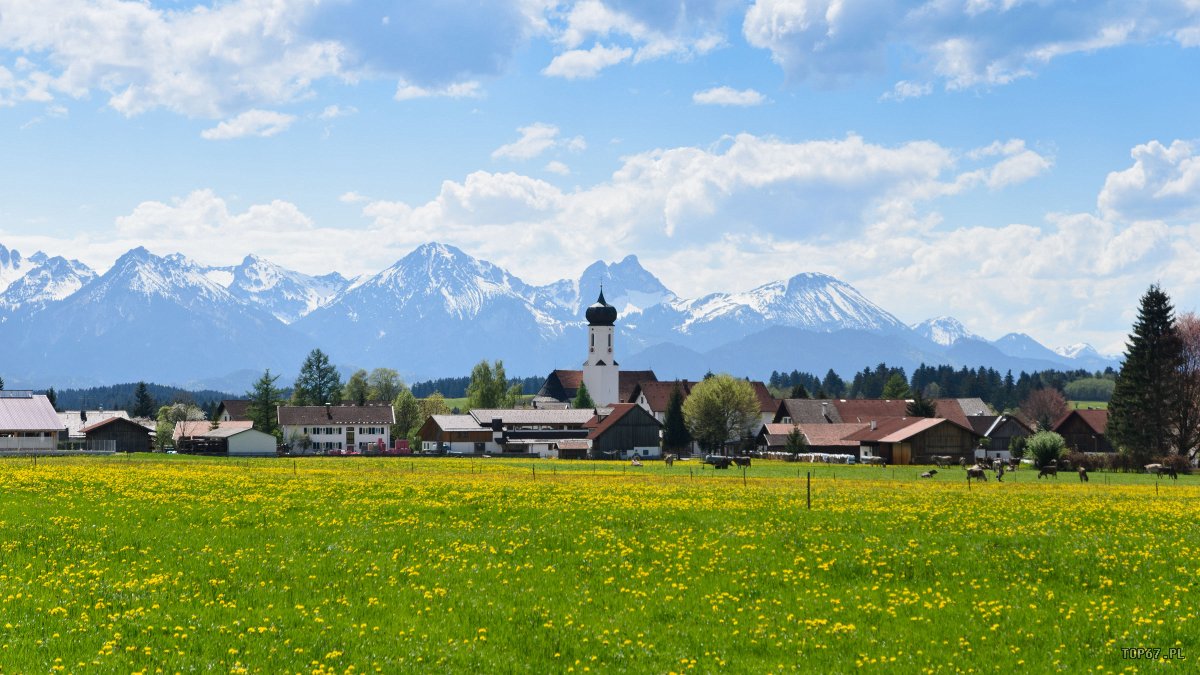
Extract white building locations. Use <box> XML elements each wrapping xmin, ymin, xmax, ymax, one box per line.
<box><xmin>582</xmin><ymin>289</ymin><xmax>620</xmax><ymax>406</ymax></box>
<box><xmin>278</xmin><ymin>404</ymin><xmax>395</xmax><ymax>454</ymax></box>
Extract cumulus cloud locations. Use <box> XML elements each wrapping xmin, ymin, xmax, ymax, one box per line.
<box><xmin>743</xmin><ymin>0</ymin><xmax>1200</xmax><ymax>93</ymax></box>
<box><xmin>318</xmin><ymin>105</ymin><xmax>357</xmax><ymax>119</ymax></box>
<box><xmin>200</xmin><ymin>110</ymin><xmax>296</xmax><ymax>140</ymax></box>
<box><xmin>692</xmin><ymin>86</ymin><xmax>766</xmax><ymax>106</ymax></box>
<box><xmin>545</xmin><ymin>160</ymin><xmax>571</xmax><ymax>175</ymax></box>
<box><xmin>394</xmin><ymin>79</ymin><xmax>483</xmax><ymax>101</ymax></box>
<box><xmin>1099</xmin><ymin>140</ymin><xmax>1200</xmax><ymax>223</ymax></box>
<box><xmin>492</xmin><ymin>123</ymin><xmax>586</xmax><ymax>161</ymax></box>
<box><xmin>542</xmin><ymin>43</ymin><xmax>633</xmax><ymax>79</ymax></box>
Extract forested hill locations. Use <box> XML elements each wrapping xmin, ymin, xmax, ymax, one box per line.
<box><xmin>51</xmin><ymin>383</ymin><xmax>235</xmax><ymax>416</ymax></box>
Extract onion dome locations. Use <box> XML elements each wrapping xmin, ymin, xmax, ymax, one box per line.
<box><xmin>585</xmin><ymin>289</ymin><xmax>617</xmax><ymax>326</ymax></box>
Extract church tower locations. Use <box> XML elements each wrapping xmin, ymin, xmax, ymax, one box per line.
<box><xmin>582</xmin><ymin>289</ymin><xmax>620</xmax><ymax>406</ymax></box>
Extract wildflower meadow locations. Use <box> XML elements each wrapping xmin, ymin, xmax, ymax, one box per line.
<box><xmin>0</xmin><ymin>456</ymin><xmax>1195</xmax><ymax>672</ymax></box>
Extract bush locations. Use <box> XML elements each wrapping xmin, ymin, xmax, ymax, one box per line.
<box><xmin>1009</xmin><ymin>434</ymin><xmax>1027</xmax><ymax>459</ymax></box>
<box><xmin>1026</xmin><ymin>431</ymin><xmax>1067</xmax><ymax>468</ymax></box>
<box><xmin>1159</xmin><ymin>453</ymin><xmax>1192</xmax><ymax>475</ymax></box>
<box><xmin>1065</xmin><ymin>451</ymin><xmax>1101</xmax><ymax>472</ymax></box>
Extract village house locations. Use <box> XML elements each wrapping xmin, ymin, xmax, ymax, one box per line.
<box><xmin>0</xmin><ymin>391</ymin><xmax>63</xmax><ymax>452</ymax></box>
<box><xmin>966</xmin><ymin>414</ymin><xmax>1034</xmax><ymax>453</ymax></box>
<box><xmin>756</xmin><ymin>422</ymin><xmax>869</xmax><ymax>455</ymax></box>
<box><xmin>80</xmin><ymin>416</ymin><xmax>153</xmax><ymax>453</ymax></box>
<box><xmin>417</xmin><ymin>414</ymin><xmax>501</xmax><ymax>455</ymax></box>
<box><xmin>1052</xmin><ymin>409</ymin><xmax>1113</xmax><ymax>453</ymax></box>
<box><xmin>844</xmin><ymin>417</ymin><xmax>980</xmax><ymax>465</ymax></box>
<box><xmin>278</xmin><ymin>404</ymin><xmax>395</xmax><ymax>454</ymax></box>
<box><xmin>585</xmin><ymin>403</ymin><xmax>663</xmax><ymax>460</ymax></box>
<box><xmin>215</xmin><ymin>400</ymin><xmax>251</xmax><ymax>422</ymax></box>
<box><xmin>58</xmin><ymin>409</ymin><xmax>130</xmax><ymax>443</ymax></box>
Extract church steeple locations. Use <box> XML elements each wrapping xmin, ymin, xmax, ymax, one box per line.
<box><xmin>582</xmin><ymin>285</ymin><xmax>619</xmax><ymax>405</ymax></box>
<box><xmin>585</xmin><ymin>287</ymin><xmax>618</xmax><ymax>326</ymax></box>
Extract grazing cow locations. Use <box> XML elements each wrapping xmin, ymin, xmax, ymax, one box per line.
<box><xmin>862</xmin><ymin>456</ymin><xmax>885</xmax><ymax>466</ymax></box>
<box><xmin>932</xmin><ymin>455</ymin><xmax>953</xmax><ymax>468</ymax></box>
<box><xmin>1008</xmin><ymin>458</ymin><xmax>1021</xmax><ymax>471</ymax></box>
<box><xmin>1078</xmin><ymin>466</ymin><xmax>1089</xmax><ymax>482</ymax></box>
<box><xmin>664</xmin><ymin>454</ymin><xmax>676</xmax><ymax>468</ymax></box>
<box><xmin>1147</xmin><ymin>464</ymin><xmax>1179</xmax><ymax>480</ymax></box>
<box><xmin>704</xmin><ymin>455</ymin><xmax>733</xmax><ymax>470</ymax></box>
<box><xmin>920</xmin><ymin>469</ymin><xmax>938</xmax><ymax>478</ymax></box>
<box><xmin>966</xmin><ymin>465</ymin><xmax>987</xmax><ymax>481</ymax></box>
<box><xmin>1038</xmin><ymin>465</ymin><xmax>1058</xmax><ymax>479</ymax></box>
<box><xmin>732</xmin><ymin>456</ymin><xmax>752</xmax><ymax>467</ymax></box>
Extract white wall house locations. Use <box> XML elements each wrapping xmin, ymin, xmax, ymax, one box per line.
<box><xmin>278</xmin><ymin>404</ymin><xmax>395</xmax><ymax>454</ymax></box>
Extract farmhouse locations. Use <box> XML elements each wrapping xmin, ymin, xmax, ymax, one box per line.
<box><xmin>844</xmin><ymin>417</ymin><xmax>980</xmax><ymax>465</ymax></box>
<box><xmin>1052</xmin><ymin>409</ymin><xmax>1113</xmax><ymax>453</ymax></box>
<box><xmin>756</xmin><ymin>422</ymin><xmax>869</xmax><ymax>455</ymax></box>
<box><xmin>774</xmin><ymin>397</ymin><xmax>992</xmax><ymax>428</ymax></box>
<box><xmin>468</xmin><ymin>408</ymin><xmax>594</xmax><ymax>457</ymax></box>
<box><xmin>0</xmin><ymin>391</ymin><xmax>63</xmax><ymax>452</ymax></box>
<box><xmin>417</xmin><ymin>414</ymin><xmax>499</xmax><ymax>455</ymax></box>
<box><xmin>80</xmin><ymin>416</ymin><xmax>152</xmax><ymax>453</ymax></box>
<box><xmin>58</xmin><ymin>409</ymin><xmax>130</xmax><ymax>442</ymax></box>
<box><xmin>585</xmin><ymin>403</ymin><xmax>663</xmax><ymax>460</ymax></box>
<box><xmin>966</xmin><ymin>414</ymin><xmax>1034</xmax><ymax>453</ymax></box>
<box><xmin>278</xmin><ymin>404</ymin><xmax>395</xmax><ymax>454</ymax></box>
<box><xmin>215</xmin><ymin>400</ymin><xmax>251</xmax><ymax>422</ymax></box>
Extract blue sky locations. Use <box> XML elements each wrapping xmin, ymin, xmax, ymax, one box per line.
<box><xmin>2</xmin><ymin>1</ymin><xmax>1200</xmax><ymax>354</ymax></box>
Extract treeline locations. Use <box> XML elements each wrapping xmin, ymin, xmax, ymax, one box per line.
<box><xmin>411</xmin><ymin>375</ymin><xmax>543</xmax><ymax>399</ymax></box>
<box><xmin>770</xmin><ymin>363</ymin><xmax>1118</xmax><ymax>411</ymax></box>
<box><xmin>49</xmin><ymin>383</ymin><xmax>234</xmax><ymax>416</ymax></box>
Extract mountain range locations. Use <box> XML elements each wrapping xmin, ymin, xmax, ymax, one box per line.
<box><xmin>0</xmin><ymin>241</ymin><xmax>1119</xmax><ymax>390</ymax></box>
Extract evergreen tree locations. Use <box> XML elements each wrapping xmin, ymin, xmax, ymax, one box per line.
<box><xmin>343</xmin><ymin>369</ymin><xmax>371</xmax><ymax>405</ymax></box>
<box><xmin>882</xmin><ymin>373</ymin><xmax>910</xmax><ymax>399</ymax></box>
<box><xmin>46</xmin><ymin>387</ymin><xmax>57</xmax><ymax>411</ymax></box>
<box><xmin>573</xmin><ymin>382</ymin><xmax>596</xmax><ymax>409</ymax></box>
<box><xmin>906</xmin><ymin>389</ymin><xmax>936</xmax><ymax>417</ymax></box>
<box><xmin>0</xmin><ymin>375</ymin><xmax>4</xmax><ymax>390</ymax></box>
<box><xmin>784</xmin><ymin>425</ymin><xmax>808</xmax><ymax>456</ymax></box>
<box><xmin>821</xmin><ymin>369</ymin><xmax>845</xmax><ymax>397</ymax></box>
<box><xmin>789</xmin><ymin>384</ymin><xmax>810</xmax><ymax>399</ymax></box>
<box><xmin>246</xmin><ymin>369</ymin><xmax>283</xmax><ymax>439</ymax></box>
<box><xmin>662</xmin><ymin>383</ymin><xmax>692</xmax><ymax>454</ymax></box>
<box><xmin>1108</xmin><ymin>284</ymin><xmax>1183</xmax><ymax>463</ymax></box>
<box><xmin>293</xmin><ymin>349</ymin><xmax>343</xmax><ymax>406</ymax></box>
<box><xmin>132</xmin><ymin>381</ymin><xmax>156</xmax><ymax>418</ymax></box>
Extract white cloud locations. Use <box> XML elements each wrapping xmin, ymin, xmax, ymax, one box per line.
<box><xmin>692</xmin><ymin>86</ymin><xmax>766</xmax><ymax>106</ymax></box>
<box><xmin>542</xmin><ymin>43</ymin><xmax>633</xmax><ymax>79</ymax></box>
<box><xmin>200</xmin><ymin>110</ymin><xmax>296</xmax><ymax>140</ymax></box>
<box><xmin>743</xmin><ymin>0</ymin><xmax>1200</xmax><ymax>93</ymax></box>
<box><xmin>1099</xmin><ymin>140</ymin><xmax>1200</xmax><ymax>223</ymax></box>
<box><xmin>552</xmin><ymin>0</ymin><xmax>730</xmax><ymax>69</ymax></box>
<box><xmin>545</xmin><ymin>160</ymin><xmax>571</xmax><ymax>175</ymax></box>
<box><xmin>339</xmin><ymin>191</ymin><xmax>370</xmax><ymax>204</ymax></box>
<box><xmin>394</xmin><ymin>79</ymin><xmax>483</xmax><ymax>101</ymax></box>
<box><xmin>492</xmin><ymin>123</ymin><xmax>587</xmax><ymax>161</ymax></box>
<box><xmin>318</xmin><ymin>105</ymin><xmax>357</xmax><ymax>120</ymax></box>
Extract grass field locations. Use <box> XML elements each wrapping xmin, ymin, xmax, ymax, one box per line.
<box><xmin>0</xmin><ymin>456</ymin><xmax>1195</xmax><ymax>672</ymax></box>
<box><xmin>1068</xmin><ymin>400</ymin><xmax>1110</xmax><ymax>410</ymax></box>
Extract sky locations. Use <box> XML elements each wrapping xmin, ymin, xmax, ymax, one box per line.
<box><xmin>2</xmin><ymin>0</ymin><xmax>1200</xmax><ymax>355</ymax></box>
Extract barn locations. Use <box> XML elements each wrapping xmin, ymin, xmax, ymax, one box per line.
<box><xmin>80</xmin><ymin>416</ymin><xmax>153</xmax><ymax>453</ymax></box>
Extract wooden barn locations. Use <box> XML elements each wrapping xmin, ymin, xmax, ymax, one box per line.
<box><xmin>1052</xmin><ymin>410</ymin><xmax>1113</xmax><ymax>453</ymax></box>
<box><xmin>80</xmin><ymin>416</ymin><xmax>153</xmax><ymax>453</ymax></box>
<box><xmin>844</xmin><ymin>417</ymin><xmax>980</xmax><ymax>465</ymax></box>
<box><xmin>586</xmin><ymin>403</ymin><xmax>662</xmax><ymax>460</ymax></box>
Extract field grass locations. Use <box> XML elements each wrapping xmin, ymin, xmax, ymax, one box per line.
<box><xmin>0</xmin><ymin>455</ymin><xmax>1195</xmax><ymax>672</ymax></box>
<box><xmin>1068</xmin><ymin>400</ymin><xmax>1110</xmax><ymax>410</ymax></box>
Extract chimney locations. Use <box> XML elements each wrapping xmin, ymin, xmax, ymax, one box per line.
<box><xmin>870</xmin><ymin>420</ymin><xmax>877</xmax><ymax>431</ymax></box>
<box><xmin>80</xmin><ymin>409</ymin><xmax>87</xmax><ymax>423</ymax></box>
<box><xmin>325</xmin><ymin>403</ymin><xmax>332</xmax><ymax>419</ymax></box>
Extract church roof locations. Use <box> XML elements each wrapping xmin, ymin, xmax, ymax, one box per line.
<box><xmin>585</xmin><ymin>289</ymin><xmax>617</xmax><ymax>326</ymax></box>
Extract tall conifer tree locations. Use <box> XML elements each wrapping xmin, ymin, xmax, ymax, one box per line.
<box><xmin>662</xmin><ymin>382</ymin><xmax>692</xmax><ymax>454</ymax></box>
<box><xmin>1108</xmin><ymin>284</ymin><xmax>1182</xmax><ymax>463</ymax></box>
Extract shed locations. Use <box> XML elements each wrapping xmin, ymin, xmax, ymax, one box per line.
<box><xmin>207</xmin><ymin>427</ymin><xmax>278</xmax><ymax>456</ymax></box>
<box><xmin>844</xmin><ymin>417</ymin><xmax>980</xmax><ymax>465</ymax></box>
<box><xmin>80</xmin><ymin>416</ymin><xmax>153</xmax><ymax>453</ymax></box>
<box><xmin>0</xmin><ymin>392</ymin><xmax>63</xmax><ymax>452</ymax></box>
<box><xmin>586</xmin><ymin>403</ymin><xmax>662</xmax><ymax>460</ymax></box>
<box><xmin>1052</xmin><ymin>410</ymin><xmax>1113</xmax><ymax>453</ymax></box>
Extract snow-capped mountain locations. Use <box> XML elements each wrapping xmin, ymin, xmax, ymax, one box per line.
<box><xmin>214</xmin><ymin>254</ymin><xmax>348</xmax><ymax>324</ymax></box>
<box><xmin>1054</xmin><ymin>343</ymin><xmax>1100</xmax><ymax>360</ymax></box>
<box><xmin>0</xmin><ymin>239</ymin><xmax>1120</xmax><ymax>386</ymax></box>
<box><xmin>1</xmin><ymin>247</ymin><xmax>310</xmax><ymax>385</ymax></box>
<box><xmin>911</xmin><ymin>316</ymin><xmax>981</xmax><ymax>346</ymax></box>
<box><xmin>0</xmin><ymin>255</ymin><xmax>96</xmax><ymax>312</ymax></box>
<box><xmin>294</xmin><ymin>242</ymin><xmax>573</xmax><ymax>375</ymax></box>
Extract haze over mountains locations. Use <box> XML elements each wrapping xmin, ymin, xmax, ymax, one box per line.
<box><xmin>0</xmin><ymin>241</ymin><xmax>1118</xmax><ymax>390</ymax></box>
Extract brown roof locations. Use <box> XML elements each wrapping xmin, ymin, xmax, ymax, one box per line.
<box><xmin>218</xmin><ymin>400</ymin><xmax>252</xmax><ymax>421</ymax></box>
<box><xmin>775</xmin><ymin>399</ymin><xmax>843</xmax><ymax>424</ymax></box>
<box><xmin>798</xmin><ymin>423</ymin><xmax>871</xmax><ymax>447</ymax></box>
<box><xmin>539</xmin><ymin>369</ymin><xmax>658</xmax><ymax>403</ymax></box>
<box><xmin>833</xmin><ymin>399</ymin><xmax>909</xmax><ymax>422</ymax></box>
<box><xmin>79</xmin><ymin>416</ymin><xmax>150</xmax><ymax>435</ymax></box>
<box><xmin>631</xmin><ymin>381</ymin><xmax>697</xmax><ymax>411</ymax></box>
<box><xmin>277</xmin><ymin>405</ymin><xmax>395</xmax><ymax>426</ymax></box>
<box><xmin>1052</xmin><ymin>409</ymin><xmax>1109</xmax><ymax>435</ymax></box>
<box><xmin>587</xmin><ymin>403</ymin><xmax>659</xmax><ymax>440</ymax></box>
<box><xmin>556</xmin><ymin>439</ymin><xmax>591</xmax><ymax>450</ymax></box>
<box><xmin>844</xmin><ymin>417</ymin><xmax>976</xmax><ymax>443</ymax></box>
<box><xmin>750</xmin><ymin>381</ymin><xmax>778</xmax><ymax>414</ymax></box>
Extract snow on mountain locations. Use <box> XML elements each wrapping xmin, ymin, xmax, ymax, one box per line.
<box><xmin>564</xmin><ymin>255</ymin><xmax>675</xmax><ymax>316</ymax></box>
<box><xmin>0</xmin><ymin>244</ymin><xmax>38</xmax><ymax>293</ymax></box>
<box><xmin>0</xmin><ymin>255</ymin><xmax>96</xmax><ymax>311</ymax></box>
<box><xmin>911</xmin><ymin>316</ymin><xmax>981</xmax><ymax>346</ymax></box>
<box><xmin>220</xmin><ymin>254</ymin><xmax>348</xmax><ymax>323</ymax></box>
<box><xmin>1054</xmin><ymin>342</ymin><xmax>1100</xmax><ymax>359</ymax></box>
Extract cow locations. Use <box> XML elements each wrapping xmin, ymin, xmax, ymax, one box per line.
<box><xmin>1038</xmin><ymin>465</ymin><xmax>1058</xmax><ymax>479</ymax></box>
<box><xmin>862</xmin><ymin>456</ymin><xmax>886</xmax><ymax>466</ymax></box>
<box><xmin>732</xmin><ymin>456</ymin><xmax>752</xmax><ymax>467</ymax></box>
<box><xmin>1078</xmin><ymin>466</ymin><xmax>1089</xmax><ymax>482</ymax></box>
<box><xmin>932</xmin><ymin>455</ymin><xmax>954</xmax><ymax>468</ymax></box>
<box><xmin>704</xmin><ymin>455</ymin><xmax>733</xmax><ymax>470</ymax></box>
<box><xmin>1146</xmin><ymin>464</ymin><xmax>1178</xmax><ymax>480</ymax></box>
<box><xmin>966</xmin><ymin>465</ymin><xmax>988</xmax><ymax>481</ymax></box>
<box><xmin>920</xmin><ymin>469</ymin><xmax>938</xmax><ymax>478</ymax></box>
<box><xmin>664</xmin><ymin>454</ymin><xmax>676</xmax><ymax>468</ymax></box>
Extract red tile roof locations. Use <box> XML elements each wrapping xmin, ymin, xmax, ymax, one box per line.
<box><xmin>631</xmin><ymin>381</ymin><xmax>697</xmax><ymax>411</ymax></box>
<box><xmin>277</xmin><ymin>405</ymin><xmax>395</xmax><ymax>426</ymax></box>
<box><xmin>833</xmin><ymin>400</ymin><xmax>908</xmax><ymax>422</ymax></box>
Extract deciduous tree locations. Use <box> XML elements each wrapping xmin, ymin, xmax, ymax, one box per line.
<box><xmin>1020</xmin><ymin>388</ymin><xmax>1068</xmax><ymax>432</ymax></box>
<box><xmin>1174</xmin><ymin>312</ymin><xmax>1200</xmax><ymax>460</ymax></box>
<box><xmin>882</xmin><ymin>373</ymin><xmax>910</xmax><ymax>399</ymax></box>
<box><xmin>367</xmin><ymin>368</ymin><xmax>404</xmax><ymax>404</ymax></box>
<box><xmin>343</xmin><ymin>369</ymin><xmax>371</xmax><ymax>406</ymax></box>
<box><xmin>682</xmin><ymin>374</ymin><xmax>759</xmax><ymax>454</ymax></box>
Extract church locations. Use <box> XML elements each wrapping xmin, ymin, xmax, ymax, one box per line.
<box><xmin>535</xmin><ymin>290</ymin><xmax>657</xmax><ymax>407</ymax></box>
